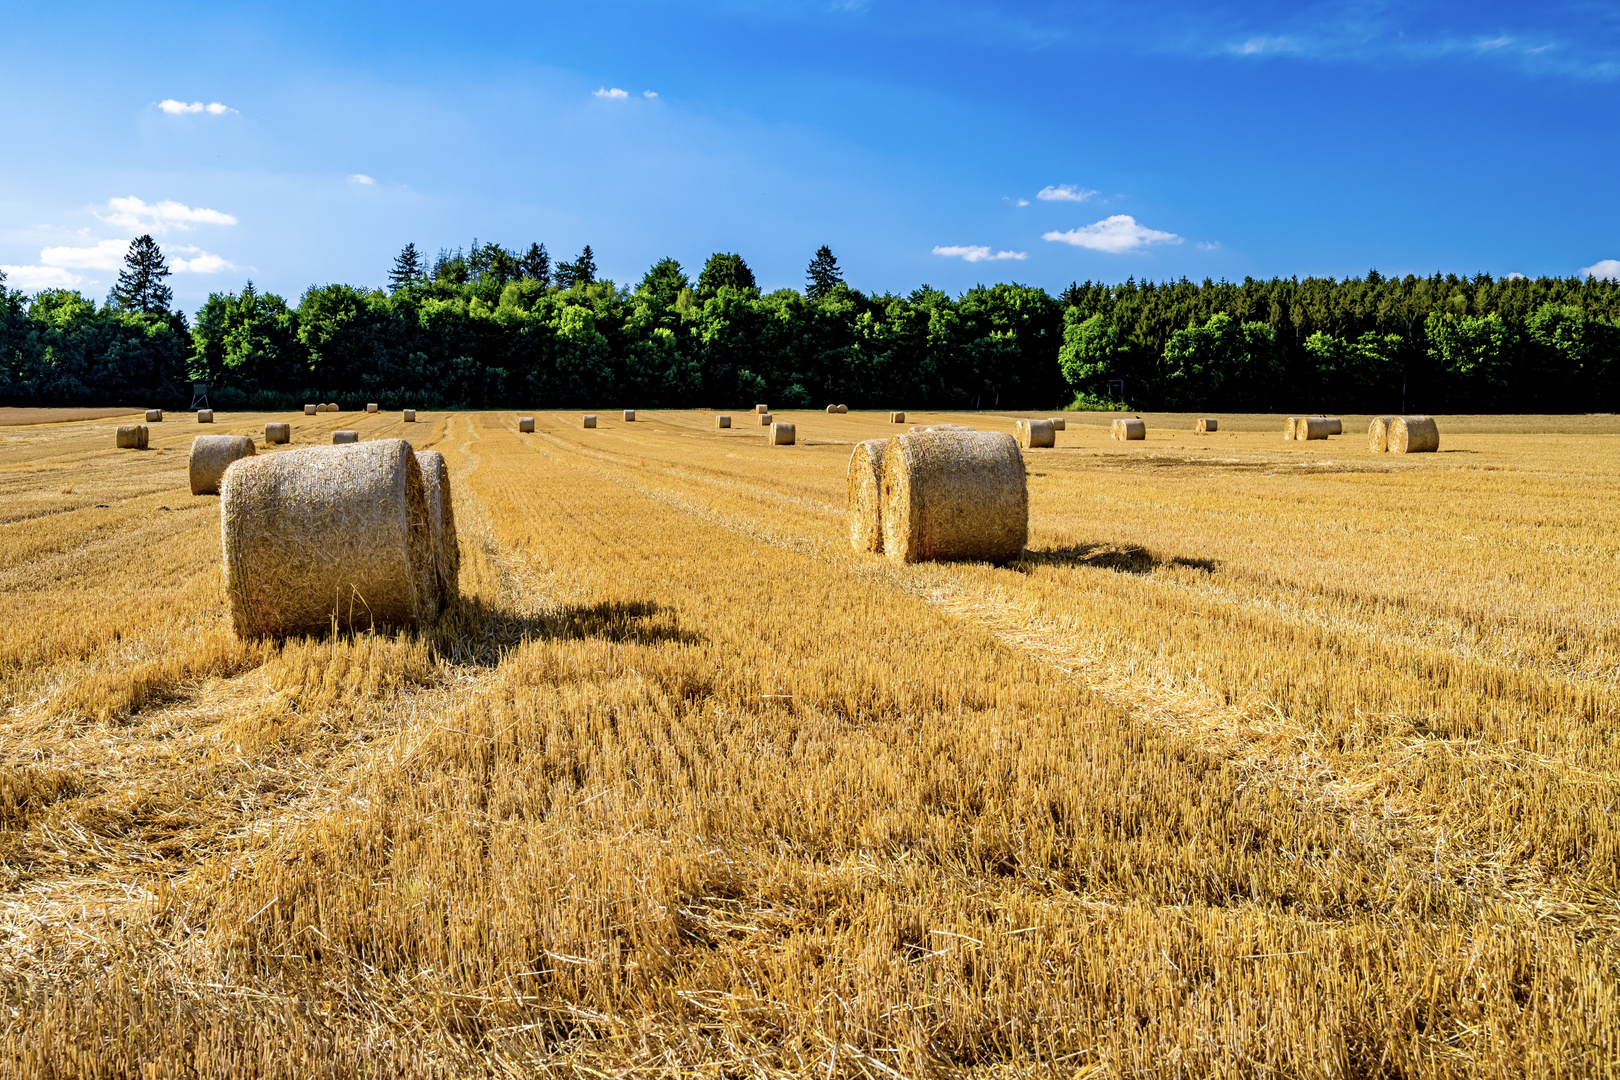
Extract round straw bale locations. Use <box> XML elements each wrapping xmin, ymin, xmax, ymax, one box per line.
<box><xmin>1047</xmin><ymin>417</ymin><xmax>1066</xmax><ymax>430</ymax></box>
<box><xmin>518</xmin><ymin>416</ymin><xmax>535</xmax><ymax>433</ymax></box>
<box><xmin>891</xmin><ymin>411</ymin><xmax>905</xmax><ymax>423</ymax></box>
<box><xmin>145</xmin><ymin>409</ymin><xmax>163</xmax><ymax>423</ymax></box>
<box><xmin>847</xmin><ymin>439</ymin><xmax>887</xmax><ymax>553</ymax></box>
<box><xmin>332</xmin><ymin>430</ymin><xmax>360</xmax><ymax>444</ymax></box>
<box><xmin>1319</xmin><ymin>416</ymin><xmax>1343</xmax><ymax>435</ymax></box>
<box><xmin>116</xmin><ymin>425</ymin><xmax>147</xmax><ymax>449</ymax></box>
<box><xmin>1016</xmin><ymin>418</ymin><xmax>1055</xmax><ymax>448</ymax></box>
<box><xmin>715</xmin><ymin>414</ymin><xmax>731</xmax><ymax>428</ymax></box>
<box><xmin>755</xmin><ymin>404</ymin><xmax>769</xmax><ymax>414</ymax></box>
<box><xmin>1283</xmin><ymin>417</ymin><xmax>1299</xmax><ymax>440</ymax></box>
<box><xmin>1368</xmin><ymin>415</ymin><xmax>1394</xmax><ymax>452</ymax></box>
<box><xmin>826</xmin><ymin>404</ymin><xmax>838</xmax><ymax>413</ymax></box>
<box><xmin>305</xmin><ymin>404</ymin><xmax>317</xmax><ymax>415</ymax></box>
<box><xmin>403</xmin><ymin>409</ymin><xmax>416</xmax><ymax>422</ymax></box>
<box><xmin>837</xmin><ymin>404</ymin><xmax>848</xmax><ymax>413</ymax></box>
<box><xmin>770</xmin><ymin>421</ymin><xmax>796</xmax><ymax>445</ymax></box>
<box><xmin>1296</xmin><ymin>417</ymin><xmax>1334</xmax><ymax>441</ymax></box>
<box><xmin>366</xmin><ymin>403</ymin><xmax>378</xmax><ymax>413</ymax></box>
<box><xmin>1388</xmin><ymin>415</ymin><xmax>1440</xmax><ymax>453</ymax></box>
<box><xmin>265</xmin><ymin>422</ymin><xmax>291</xmax><ymax>445</ymax></box>
<box><xmin>881</xmin><ymin>430</ymin><xmax>1027</xmax><ymax>564</ymax></box>
<box><xmin>1118</xmin><ymin>418</ymin><xmax>1145</xmax><ymax>440</ymax></box>
<box><xmin>1109</xmin><ymin>418</ymin><xmax>1121</xmax><ymax>439</ymax></box>
<box><xmin>1196</xmin><ymin>418</ymin><xmax>1218</xmax><ymax>433</ymax></box>
<box><xmin>221</xmin><ymin>439</ymin><xmax>437</xmax><ymax>638</ymax></box>
<box><xmin>414</xmin><ymin>449</ymin><xmax>459</xmax><ymax>608</ymax></box>
<box><xmin>328</xmin><ymin>403</ymin><xmax>340</xmax><ymax>413</ymax></box>
<box><xmin>189</xmin><ymin>434</ymin><xmax>256</xmax><ymax>495</ymax></box>
<box><xmin>758</xmin><ymin>412</ymin><xmax>772</xmax><ymax>425</ymax></box>
<box><xmin>197</xmin><ymin>409</ymin><xmax>214</xmax><ymax>423</ymax></box>
<box><xmin>624</xmin><ymin>409</ymin><xmax>636</xmax><ymax>421</ymax></box>
<box><xmin>583</xmin><ymin>414</ymin><xmax>597</xmax><ymax>428</ymax></box>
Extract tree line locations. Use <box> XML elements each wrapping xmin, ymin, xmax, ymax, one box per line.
<box><xmin>3</xmin><ymin>236</ymin><xmax>1618</xmax><ymax>413</ymax></box>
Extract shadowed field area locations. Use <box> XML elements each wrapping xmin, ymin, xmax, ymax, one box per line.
<box><xmin>1</xmin><ymin>408</ymin><xmax>1616</xmax><ymax>1077</ymax></box>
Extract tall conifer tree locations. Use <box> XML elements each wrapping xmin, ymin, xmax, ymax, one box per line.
<box><xmin>805</xmin><ymin>245</ymin><xmax>843</xmax><ymax>300</ymax></box>
<box><xmin>520</xmin><ymin>243</ymin><xmax>551</xmax><ymax>286</ymax></box>
<box><xmin>111</xmin><ymin>235</ymin><xmax>173</xmax><ymax>314</ymax></box>
<box><xmin>389</xmin><ymin>243</ymin><xmax>423</xmax><ymax>291</ymax></box>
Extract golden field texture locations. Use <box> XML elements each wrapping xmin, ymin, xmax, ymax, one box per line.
<box><xmin>0</xmin><ymin>406</ymin><xmax>1617</xmax><ymax>1077</ymax></box>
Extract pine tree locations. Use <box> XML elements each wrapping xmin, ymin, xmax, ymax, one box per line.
<box><xmin>521</xmin><ymin>243</ymin><xmax>551</xmax><ymax>287</ymax></box>
<box><xmin>389</xmin><ymin>243</ymin><xmax>423</xmax><ymax>291</ymax></box>
<box><xmin>556</xmin><ymin>245</ymin><xmax>597</xmax><ymax>290</ymax></box>
<box><xmin>111</xmin><ymin>235</ymin><xmax>173</xmax><ymax>315</ymax></box>
<box><xmin>805</xmin><ymin>245</ymin><xmax>843</xmax><ymax>300</ymax></box>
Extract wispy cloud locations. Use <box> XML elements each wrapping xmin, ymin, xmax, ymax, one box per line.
<box><xmin>1196</xmin><ymin>240</ymin><xmax>1221</xmax><ymax>251</ymax></box>
<box><xmin>97</xmin><ymin>196</ymin><xmax>237</xmax><ymax>234</ymax></box>
<box><xmin>1231</xmin><ymin>36</ymin><xmax>1298</xmax><ymax>56</ymax></box>
<box><xmin>933</xmin><ymin>245</ymin><xmax>1028</xmax><ymax>263</ymax></box>
<box><xmin>594</xmin><ymin>87</ymin><xmax>630</xmax><ymax>99</ymax></box>
<box><xmin>1036</xmin><ymin>184</ymin><xmax>1097</xmax><ymax>203</ymax></box>
<box><xmin>1582</xmin><ymin>259</ymin><xmax>1620</xmax><ymax>280</ymax></box>
<box><xmin>158</xmin><ymin>99</ymin><xmax>234</xmax><ymax>115</ymax></box>
<box><xmin>349</xmin><ymin>174</ymin><xmax>376</xmax><ymax>185</ymax></box>
<box><xmin>40</xmin><ymin>238</ymin><xmax>130</xmax><ymax>271</ymax></box>
<box><xmin>643</xmin><ymin>90</ymin><xmax>658</xmax><ymax>98</ymax></box>
<box><xmin>0</xmin><ymin>265</ymin><xmax>84</xmax><ymax>290</ymax></box>
<box><xmin>1043</xmin><ymin>215</ymin><xmax>1182</xmax><ymax>254</ymax></box>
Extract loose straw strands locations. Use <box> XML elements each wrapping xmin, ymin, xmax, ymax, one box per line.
<box><xmin>880</xmin><ymin>429</ymin><xmax>1028</xmax><ymax>564</ymax></box>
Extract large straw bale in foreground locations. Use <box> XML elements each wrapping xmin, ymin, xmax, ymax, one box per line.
<box><xmin>715</xmin><ymin>415</ymin><xmax>730</xmax><ymax>428</ymax></box>
<box><xmin>1388</xmin><ymin>415</ymin><xmax>1440</xmax><ymax>453</ymax></box>
<box><xmin>221</xmin><ymin>440</ymin><xmax>437</xmax><ymax>638</ymax></box>
<box><xmin>189</xmin><ymin>435</ymin><xmax>256</xmax><ymax>495</ymax></box>
<box><xmin>518</xmin><ymin>416</ymin><xmax>535</xmax><ymax>432</ymax></box>
<box><xmin>145</xmin><ymin>410</ymin><xmax>162</xmax><ymax>423</ymax></box>
<box><xmin>846</xmin><ymin>439</ymin><xmax>886</xmax><ymax>553</ymax></box>
<box><xmin>770</xmin><ymin>421</ymin><xmax>796</xmax><ymax>445</ymax></box>
<box><xmin>1368</xmin><ymin>415</ymin><xmax>1395</xmax><ymax>452</ymax></box>
<box><xmin>116</xmin><ymin>425</ymin><xmax>148</xmax><ymax>450</ymax></box>
<box><xmin>414</xmin><ymin>449</ymin><xmax>460</xmax><ymax>607</ymax></box>
<box><xmin>880</xmin><ymin>430</ymin><xmax>1027</xmax><ymax>564</ymax></box>
<box><xmin>1196</xmin><ymin>418</ymin><xmax>1218</xmax><ymax>433</ymax></box>
<box><xmin>265</xmin><ymin>422</ymin><xmax>290</xmax><ymax>445</ymax></box>
<box><xmin>584</xmin><ymin>414</ymin><xmax>597</xmax><ymax>428</ymax></box>
<box><xmin>197</xmin><ymin>409</ymin><xmax>214</xmax><ymax>423</ymax></box>
<box><xmin>1016</xmin><ymin>418</ymin><xmax>1055</xmax><ymax>448</ymax></box>
<box><xmin>333</xmin><ymin>430</ymin><xmax>359</xmax><ymax>444</ymax></box>
<box><xmin>1296</xmin><ymin>417</ymin><xmax>1334</xmax><ymax>441</ymax></box>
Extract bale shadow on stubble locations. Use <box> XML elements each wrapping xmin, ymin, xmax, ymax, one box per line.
<box><xmin>429</xmin><ymin>596</ymin><xmax>704</xmax><ymax>667</ymax></box>
<box><xmin>1014</xmin><ymin>543</ymin><xmax>1218</xmax><ymax>576</ymax></box>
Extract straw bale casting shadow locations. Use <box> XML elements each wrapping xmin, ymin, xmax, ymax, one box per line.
<box><xmin>1016</xmin><ymin>543</ymin><xmax>1217</xmax><ymax>576</ymax></box>
<box><xmin>431</xmin><ymin>597</ymin><xmax>705</xmax><ymax>667</ymax></box>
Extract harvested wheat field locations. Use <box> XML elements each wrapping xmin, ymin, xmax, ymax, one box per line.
<box><xmin>1</xmin><ymin>406</ymin><xmax>1617</xmax><ymax>1077</ymax></box>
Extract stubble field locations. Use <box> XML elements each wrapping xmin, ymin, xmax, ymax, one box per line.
<box><xmin>0</xmin><ymin>406</ymin><xmax>1617</xmax><ymax>1078</ymax></box>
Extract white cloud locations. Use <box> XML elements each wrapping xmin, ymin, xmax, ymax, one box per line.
<box><xmin>158</xmin><ymin>99</ymin><xmax>234</xmax><ymax>115</ymax></box>
<box><xmin>1475</xmin><ymin>36</ymin><xmax>1513</xmax><ymax>51</ymax></box>
<box><xmin>1036</xmin><ymin>184</ymin><xmax>1097</xmax><ymax>203</ymax></box>
<box><xmin>170</xmin><ymin>250</ymin><xmax>235</xmax><ymax>274</ymax></box>
<box><xmin>1043</xmin><ymin>215</ymin><xmax>1183</xmax><ymax>253</ymax></box>
<box><xmin>1196</xmin><ymin>240</ymin><xmax>1221</xmax><ymax>250</ymax></box>
<box><xmin>40</xmin><ymin>238</ymin><xmax>131</xmax><ymax>271</ymax></box>
<box><xmin>98</xmin><ymin>196</ymin><xmax>237</xmax><ymax>234</ymax></box>
<box><xmin>1232</xmin><ymin>36</ymin><xmax>1298</xmax><ymax>56</ymax></box>
<box><xmin>1506</xmin><ymin>272</ymin><xmax>1527</xmax><ymax>280</ymax></box>
<box><xmin>0</xmin><ymin>265</ymin><xmax>84</xmax><ymax>290</ymax></box>
<box><xmin>643</xmin><ymin>90</ymin><xmax>658</xmax><ymax>98</ymax></box>
<box><xmin>933</xmin><ymin>245</ymin><xmax>1029</xmax><ymax>263</ymax></box>
<box><xmin>1016</xmin><ymin>198</ymin><xmax>1029</xmax><ymax>206</ymax></box>
<box><xmin>349</xmin><ymin>174</ymin><xmax>376</xmax><ymax>185</ymax></box>
<box><xmin>1581</xmin><ymin>259</ymin><xmax>1620</xmax><ymax>280</ymax></box>
<box><xmin>594</xmin><ymin>87</ymin><xmax>629</xmax><ymax>99</ymax></box>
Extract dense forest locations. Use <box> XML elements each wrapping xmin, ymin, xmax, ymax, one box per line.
<box><xmin>3</xmin><ymin>236</ymin><xmax>1618</xmax><ymax>413</ymax></box>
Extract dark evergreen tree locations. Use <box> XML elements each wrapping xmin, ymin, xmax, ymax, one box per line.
<box><xmin>556</xmin><ymin>245</ymin><xmax>597</xmax><ymax>289</ymax></box>
<box><xmin>389</xmin><ymin>243</ymin><xmax>423</xmax><ymax>291</ymax></box>
<box><xmin>110</xmin><ymin>235</ymin><xmax>173</xmax><ymax>315</ymax></box>
<box><xmin>805</xmin><ymin>245</ymin><xmax>843</xmax><ymax>300</ymax></box>
<box><xmin>520</xmin><ymin>243</ymin><xmax>551</xmax><ymax>286</ymax></box>
<box><xmin>697</xmin><ymin>252</ymin><xmax>756</xmax><ymax>298</ymax></box>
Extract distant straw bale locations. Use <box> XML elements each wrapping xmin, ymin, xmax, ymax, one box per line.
<box><xmin>305</xmin><ymin>404</ymin><xmax>317</xmax><ymax>415</ymax></box>
<box><xmin>837</xmin><ymin>404</ymin><xmax>848</xmax><ymax>413</ymax></box>
<box><xmin>1296</xmin><ymin>417</ymin><xmax>1334</xmax><ymax>441</ymax></box>
<box><xmin>264</xmin><ymin>422</ymin><xmax>291</xmax><ymax>445</ymax></box>
<box><xmin>770</xmin><ymin>421</ymin><xmax>796</xmax><ymax>445</ymax></box>
<box><xmin>333</xmin><ymin>430</ymin><xmax>360</xmax><ymax>444</ymax></box>
<box><xmin>115</xmin><ymin>425</ymin><xmax>148</xmax><ymax>450</ymax></box>
<box><xmin>1016</xmin><ymin>418</ymin><xmax>1055</xmax><ymax>448</ymax></box>
<box><xmin>145</xmin><ymin>410</ymin><xmax>162</xmax><ymax>423</ymax></box>
<box><xmin>1320</xmin><ymin>416</ymin><xmax>1343</xmax><ymax>435</ymax></box>
<box><xmin>197</xmin><ymin>409</ymin><xmax>214</xmax><ymax>423</ymax></box>
<box><xmin>1284</xmin><ymin>417</ymin><xmax>1299</xmax><ymax>440</ymax></box>
<box><xmin>583</xmin><ymin>414</ymin><xmax>597</xmax><ymax>428</ymax></box>
<box><xmin>328</xmin><ymin>403</ymin><xmax>340</xmax><ymax>413</ymax></box>
<box><xmin>759</xmin><ymin>412</ymin><xmax>772</xmax><ymax>425</ymax></box>
<box><xmin>189</xmin><ymin>435</ymin><xmax>256</xmax><ymax>495</ymax></box>
<box><xmin>221</xmin><ymin>439</ymin><xmax>437</xmax><ymax>638</ymax></box>
<box><xmin>847</xmin><ymin>439</ymin><xmax>887</xmax><ymax>553</ymax></box>
<box><xmin>891</xmin><ymin>411</ymin><xmax>905</xmax><ymax>423</ymax></box>
<box><xmin>1116</xmin><ymin>418</ymin><xmax>1145</xmax><ymax>441</ymax></box>
<box><xmin>403</xmin><ymin>409</ymin><xmax>416</xmax><ymax>422</ymax></box>
<box><xmin>1047</xmin><ymin>417</ymin><xmax>1066</xmax><ymax>430</ymax></box>
<box><xmin>1196</xmin><ymin>418</ymin><xmax>1218</xmax><ymax>433</ymax></box>
<box><xmin>624</xmin><ymin>409</ymin><xmax>636</xmax><ymax>421</ymax></box>
<box><xmin>366</xmin><ymin>403</ymin><xmax>379</xmax><ymax>413</ymax></box>
<box><xmin>826</xmin><ymin>405</ymin><xmax>838</xmax><ymax>413</ymax></box>
<box><xmin>1368</xmin><ymin>415</ymin><xmax>1395</xmax><ymax>452</ymax></box>
<box><xmin>518</xmin><ymin>417</ymin><xmax>535</xmax><ymax>432</ymax></box>
<box><xmin>715</xmin><ymin>415</ymin><xmax>730</xmax><ymax>428</ymax></box>
<box><xmin>880</xmin><ymin>429</ymin><xmax>1027</xmax><ymax>565</ymax></box>
<box><xmin>755</xmin><ymin>404</ymin><xmax>769</xmax><ymax>414</ymax></box>
<box><xmin>415</xmin><ymin>449</ymin><xmax>460</xmax><ymax>608</ymax></box>
<box><xmin>1388</xmin><ymin>415</ymin><xmax>1440</xmax><ymax>453</ymax></box>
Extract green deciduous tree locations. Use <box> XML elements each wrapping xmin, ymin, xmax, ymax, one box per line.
<box><xmin>698</xmin><ymin>252</ymin><xmax>756</xmax><ymax>298</ymax></box>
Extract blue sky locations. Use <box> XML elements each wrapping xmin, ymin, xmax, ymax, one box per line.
<box><xmin>2</xmin><ymin>0</ymin><xmax>1617</xmax><ymax>312</ymax></box>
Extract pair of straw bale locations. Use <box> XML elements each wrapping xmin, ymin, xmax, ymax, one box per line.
<box><xmin>1369</xmin><ymin>415</ymin><xmax>1440</xmax><ymax>453</ymax></box>
<box><xmin>265</xmin><ymin>422</ymin><xmax>291</xmax><ymax>445</ymax></box>
<box><xmin>403</xmin><ymin>409</ymin><xmax>416</xmax><ymax>422</ymax></box>
<box><xmin>190</xmin><ymin>435</ymin><xmax>256</xmax><ymax>495</ymax></box>
<box><xmin>1016</xmin><ymin>418</ymin><xmax>1055</xmax><ymax>448</ymax></box>
<box><xmin>197</xmin><ymin>410</ymin><xmax>214</xmax><ymax>423</ymax></box>
<box><xmin>715</xmin><ymin>415</ymin><xmax>731</xmax><ymax>428</ymax></box>
<box><xmin>853</xmin><ymin>429</ymin><xmax>1026</xmax><ymax>564</ymax></box>
<box><xmin>116</xmin><ymin>425</ymin><xmax>149</xmax><ymax>450</ymax></box>
<box><xmin>518</xmin><ymin>416</ymin><xmax>535</xmax><ymax>432</ymax></box>
<box><xmin>221</xmin><ymin>439</ymin><xmax>450</xmax><ymax>638</ymax></box>
<box><xmin>584</xmin><ymin>414</ymin><xmax>597</xmax><ymax>428</ymax></box>
<box><xmin>624</xmin><ymin>409</ymin><xmax>636</xmax><ymax>421</ymax></box>
<box><xmin>145</xmin><ymin>410</ymin><xmax>163</xmax><ymax>423</ymax></box>
<box><xmin>1111</xmin><ymin>418</ymin><xmax>1145</xmax><ymax>440</ymax></box>
<box><xmin>1196</xmin><ymin>418</ymin><xmax>1218</xmax><ymax>433</ymax></box>
<box><xmin>333</xmin><ymin>430</ymin><xmax>359</xmax><ymax>444</ymax></box>
<box><xmin>770</xmin><ymin>421</ymin><xmax>796</xmax><ymax>445</ymax></box>
<box><xmin>890</xmin><ymin>411</ymin><xmax>905</xmax><ymax>423</ymax></box>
